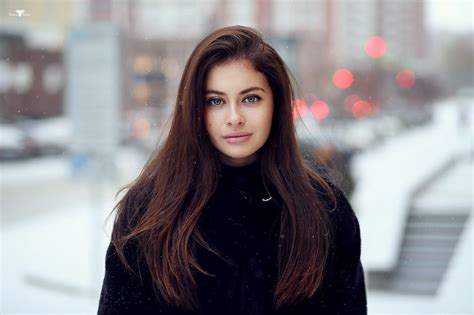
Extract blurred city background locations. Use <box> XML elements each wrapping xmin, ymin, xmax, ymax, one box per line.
<box><xmin>0</xmin><ymin>0</ymin><xmax>472</xmax><ymax>314</ymax></box>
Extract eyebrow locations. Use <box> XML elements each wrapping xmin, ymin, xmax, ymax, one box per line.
<box><xmin>205</xmin><ymin>86</ymin><xmax>266</xmax><ymax>95</ymax></box>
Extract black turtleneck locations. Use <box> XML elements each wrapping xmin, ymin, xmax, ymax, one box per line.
<box><xmin>98</xmin><ymin>162</ymin><xmax>367</xmax><ymax>314</ymax></box>
<box><xmin>195</xmin><ymin>161</ymin><xmax>282</xmax><ymax>314</ymax></box>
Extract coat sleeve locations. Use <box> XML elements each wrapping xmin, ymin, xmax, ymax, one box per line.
<box><xmin>324</xmin><ymin>183</ymin><xmax>367</xmax><ymax>314</ymax></box>
<box><xmin>97</xmin><ymin>240</ymin><xmax>182</xmax><ymax>314</ymax></box>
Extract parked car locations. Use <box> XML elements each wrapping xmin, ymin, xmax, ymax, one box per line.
<box><xmin>0</xmin><ymin>124</ymin><xmax>39</xmax><ymax>160</ymax></box>
<box><xmin>26</xmin><ymin>117</ymin><xmax>72</xmax><ymax>155</ymax></box>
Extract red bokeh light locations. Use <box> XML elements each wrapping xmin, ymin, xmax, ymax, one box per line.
<box><xmin>352</xmin><ymin>100</ymin><xmax>372</xmax><ymax>118</ymax></box>
<box><xmin>396</xmin><ymin>70</ymin><xmax>416</xmax><ymax>89</ymax></box>
<box><xmin>371</xmin><ymin>101</ymin><xmax>381</xmax><ymax>114</ymax></box>
<box><xmin>332</xmin><ymin>69</ymin><xmax>354</xmax><ymax>89</ymax></box>
<box><xmin>343</xmin><ymin>94</ymin><xmax>360</xmax><ymax>112</ymax></box>
<box><xmin>364</xmin><ymin>36</ymin><xmax>385</xmax><ymax>58</ymax></box>
<box><xmin>311</xmin><ymin>99</ymin><xmax>330</xmax><ymax>121</ymax></box>
<box><xmin>133</xmin><ymin>118</ymin><xmax>151</xmax><ymax>139</ymax></box>
<box><xmin>292</xmin><ymin>98</ymin><xmax>307</xmax><ymax>120</ymax></box>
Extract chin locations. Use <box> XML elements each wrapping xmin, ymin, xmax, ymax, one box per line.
<box><xmin>225</xmin><ymin>150</ymin><xmax>260</xmax><ymax>162</ymax></box>
<box><xmin>226</xmin><ymin>149</ymin><xmax>256</xmax><ymax>158</ymax></box>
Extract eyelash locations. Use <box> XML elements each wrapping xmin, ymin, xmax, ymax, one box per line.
<box><xmin>207</xmin><ymin>98</ymin><xmax>224</xmax><ymax>106</ymax></box>
<box><xmin>243</xmin><ymin>95</ymin><xmax>262</xmax><ymax>103</ymax></box>
<box><xmin>206</xmin><ymin>95</ymin><xmax>262</xmax><ymax>106</ymax></box>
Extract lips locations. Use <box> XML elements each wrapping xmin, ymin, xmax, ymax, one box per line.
<box><xmin>224</xmin><ymin>132</ymin><xmax>252</xmax><ymax>138</ymax></box>
<box><xmin>223</xmin><ymin>132</ymin><xmax>252</xmax><ymax>144</ymax></box>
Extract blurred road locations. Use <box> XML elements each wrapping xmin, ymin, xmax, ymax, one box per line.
<box><xmin>1</xmin><ymin>165</ymin><xmax>89</xmax><ymax>226</ymax></box>
<box><xmin>0</xmin><ymin>150</ymin><xmax>146</xmax><ymax>227</ymax></box>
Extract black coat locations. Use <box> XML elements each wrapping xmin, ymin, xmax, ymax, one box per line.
<box><xmin>98</xmin><ymin>162</ymin><xmax>367</xmax><ymax>314</ymax></box>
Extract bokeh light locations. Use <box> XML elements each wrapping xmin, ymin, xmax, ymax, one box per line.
<box><xmin>396</xmin><ymin>70</ymin><xmax>416</xmax><ymax>89</ymax></box>
<box><xmin>310</xmin><ymin>99</ymin><xmax>330</xmax><ymax>120</ymax></box>
<box><xmin>133</xmin><ymin>55</ymin><xmax>158</xmax><ymax>74</ymax></box>
<box><xmin>364</xmin><ymin>36</ymin><xmax>385</xmax><ymax>58</ymax></box>
<box><xmin>133</xmin><ymin>118</ymin><xmax>151</xmax><ymax>139</ymax></box>
<box><xmin>352</xmin><ymin>100</ymin><xmax>372</xmax><ymax>118</ymax></box>
<box><xmin>332</xmin><ymin>68</ymin><xmax>354</xmax><ymax>89</ymax></box>
<box><xmin>371</xmin><ymin>101</ymin><xmax>381</xmax><ymax>114</ymax></box>
<box><xmin>292</xmin><ymin>98</ymin><xmax>307</xmax><ymax>120</ymax></box>
<box><xmin>132</xmin><ymin>82</ymin><xmax>152</xmax><ymax>101</ymax></box>
<box><xmin>343</xmin><ymin>94</ymin><xmax>360</xmax><ymax>112</ymax></box>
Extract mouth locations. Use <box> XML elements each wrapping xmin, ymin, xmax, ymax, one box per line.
<box><xmin>223</xmin><ymin>132</ymin><xmax>252</xmax><ymax>144</ymax></box>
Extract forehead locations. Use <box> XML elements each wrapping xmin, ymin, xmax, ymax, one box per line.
<box><xmin>205</xmin><ymin>60</ymin><xmax>270</xmax><ymax>91</ymax></box>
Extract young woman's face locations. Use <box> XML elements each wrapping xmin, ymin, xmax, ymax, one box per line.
<box><xmin>204</xmin><ymin>59</ymin><xmax>274</xmax><ymax>167</ymax></box>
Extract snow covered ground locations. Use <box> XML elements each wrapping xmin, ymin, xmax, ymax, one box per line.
<box><xmin>367</xmin><ymin>156</ymin><xmax>473</xmax><ymax>314</ymax></box>
<box><xmin>352</xmin><ymin>99</ymin><xmax>472</xmax><ymax>272</ymax></box>
<box><xmin>1</xmin><ymin>100</ymin><xmax>472</xmax><ymax>314</ymax></box>
<box><xmin>1</xmin><ymin>149</ymin><xmax>146</xmax><ymax>314</ymax></box>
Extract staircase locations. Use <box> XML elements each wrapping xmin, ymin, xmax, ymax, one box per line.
<box><xmin>368</xmin><ymin>156</ymin><xmax>472</xmax><ymax>295</ymax></box>
<box><xmin>369</xmin><ymin>212</ymin><xmax>469</xmax><ymax>295</ymax></box>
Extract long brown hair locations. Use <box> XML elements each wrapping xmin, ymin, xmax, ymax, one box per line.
<box><xmin>110</xmin><ymin>25</ymin><xmax>335</xmax><ymax>310</ymax></box>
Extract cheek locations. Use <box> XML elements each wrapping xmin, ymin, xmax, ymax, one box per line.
<box><xmin>204</xmin><ymin>117</ymin><xmax>215</xmax><ymax>137</ymax></box>
<box><xmin>264</xmin><ymin>107</ymin><xmax>274</xmax><ymax>131</ymax></box>
<box><xmin>205</xmin><ymin>111</ymin><xmax>221</xmax><ymax>136</ymax></box>
<box><xmin>205</xmin><ymin>116</ymin><xmax>212</xmax><ymax>129</ymax></box>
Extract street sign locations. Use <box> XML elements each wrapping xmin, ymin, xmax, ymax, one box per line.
<box><xmin>65</xmin><ymin>22</ymin><xmax>122</xmax><ymax>155</ymax></box>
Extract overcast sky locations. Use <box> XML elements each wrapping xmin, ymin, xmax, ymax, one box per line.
<box><xmin>426</xmin><ymin>0</ymin><xmax>473</xmax><ymax>32</ymax></box>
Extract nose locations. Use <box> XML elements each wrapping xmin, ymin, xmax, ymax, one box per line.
<box><xmin>225</xmin><ymin>105</ymin><xmax>245</xmax><ymax>126</ymax></box>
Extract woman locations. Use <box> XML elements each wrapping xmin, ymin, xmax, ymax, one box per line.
<box><xmin>98</xmin><ymin>25</ymin><xmax>366</xmax><ymax>314</ymax></box>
